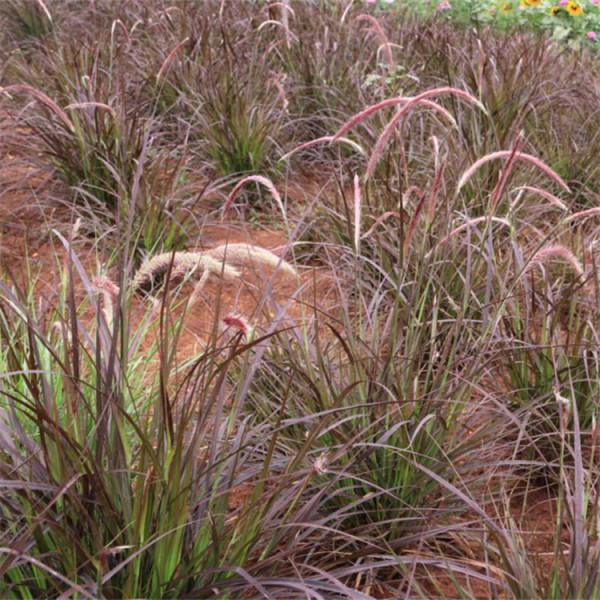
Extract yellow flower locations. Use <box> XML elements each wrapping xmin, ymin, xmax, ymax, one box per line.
<box><xmin>567</xmin><ymin>1</ymin><xmax>583</xmax><ymax>15</ymax></box>
<box><xmin>550</xmin><ymin>5</ymin><xmax>564</xmax><ymax>15</ymax></box>
<box><xmin>502</xmin><ymin>1</ymin><xmax>513</xmax><ymax>11</ymax></box>
<box><xmin>525</xmin><ymin>0</ymin><xmax>543</xmax><ymax>5</ymax></box>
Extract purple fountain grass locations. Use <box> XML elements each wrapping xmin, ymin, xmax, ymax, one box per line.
<box><xmin>356</xmin><ymin>14</ymin><xmax>393</xmax><ymax>65</ymax></box>
<box><xmin>222</xmin><ymin>175</ymin><xmax>285</xmax><ymax>222</ymax></box>
<box><xmin>35</xmin><ymin>0</ymin><xmax>52</xmax><ymax>22</ymax></box>
<box><xmin>365</xmin><ymin>101</ymin><xmax>459</xmax><ymax>179</ymax></box>
<box><xmin>353</xmin><ymin>174</ymin><xmax>361</xmax><ymax>253</ymax></box>
<box><xmin>92</xmin><ymin>276</ymin><xmax>121</xmax><ymax>326</ymax></box>
<box><xmin>428</xmin><ymin>216</ymin><xmax>512</xmax><ymax>257</ymax></box>
<box><xmin>332</xmin><ymin>93</ymin><xmax>465</xmax><ymax>142</ymax></box>
<box><xmin>6</xmin><ymin>5</ymin><xmax>600</xmax><ymax>596</ymax></box>
<box><xmin>259</xmin><ymin>1</ymin><xmax>295</xmax><ymax>46</ymax></box>
<box><xmin>65</xmin><ymin>102</ymin><xmax>116</xmax><ymax>117</ymax></box>
<box><xmin>155</xmin><ymin>37</ymin><xmax>189</xmax><ymax>82</ymax></box>
<box><xmin>222</xmin><ymin>313</ymin><xmax>252</xmax><ymax>338</ymax></box>
<box><xmin>457</xmin><ymin>150</ymin><xmax>570</xmax><ymax>194</ymax></box>
<box><xmin>268</xmin><ymin>73</ymin><xmax>289</xmax><ymax>113</ymax></box>
<box><xmin>92</xmin><ymin>276</ymin><xmax>120</xmax><ymax>300</ymax></box>
<box><xmin>279</xmin><ymin>136</ymin><xmax>365</xmax><ymax>162</ymax></box>
<box><xmin>403</xmin><ymin>190</ymin><xmax>427</xmax><ymax>258</ymax></box>
<box><xmin>564</xmin><ymin>207</ymin><xmax>600</xmax><ymax>224</ymax></box>
<box><xmin>110</xmin><ymin>19</ymin><xmax>131</xmax><ymax>44</ymax></box>
<box><xmin>361</xmin><ymin>211</ymin><xmax>404</xmax><ymax>240</ymax></box>
<box><xmin>525</xmin><ymin>245</ymin><xmax>584</xmax><ymax>278</ymax></box>
<box><xmin>512</xmin><ymin>186</ymin><xmax>569</xmax><ymax>213</ymax></box>
<box><xmin>489</xmin><ymin>133</ymin><xmax>523</xmax><ymax>210</ymax></box>
<box><xmin>426</xmin><ymin>160</ymin><xmax>445</xmax><ymax>226</ymax></box>
<box><xmin>361</xmin><ymin>186</ymin><xmax>422</xmax><ymax>242</ymax></box>
<box><xmin>331</xmin><ymin>87</ymin><xmax>484</xmax><ymax>180</ymax></box>
<box><xmin>400</xmin><ymin>185</ymin><xmax>422</xmax><ymax>208</ymax></box>
<box><xmin>0</xmin><ymin>84</ymin><xmax>74</xmax><ymax>131</ymax></box>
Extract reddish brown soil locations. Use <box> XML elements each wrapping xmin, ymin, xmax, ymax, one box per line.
<box><xmin>0</xmin><ymin>108</ymin><xmax>339</xmax><ymax>354</ymax></box>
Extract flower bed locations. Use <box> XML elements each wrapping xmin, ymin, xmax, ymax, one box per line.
<box><xmin>368</xmin><ymin>0</ymin><xmax>600</xmax><ymax>48</ymax></box>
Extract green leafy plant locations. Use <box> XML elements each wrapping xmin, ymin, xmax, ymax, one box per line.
<box><xmin>395</xmin><ymin>0</ymin><xmax>600</xmax><ymax>48</ymax></box>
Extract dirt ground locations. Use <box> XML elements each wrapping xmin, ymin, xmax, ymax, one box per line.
<box><xmin>0</xmin><ymin>108</ymin><xmax>341</xmax><ymax>355</ymax></box>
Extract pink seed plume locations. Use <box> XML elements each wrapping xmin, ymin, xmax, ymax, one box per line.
<box><xmin>458</xmin><ymin>151</ymin><xmax>570</xmax><ymax>193</ymax></box>
<box><xmin>513</xmin><ymin>186</ymin><xmax>568</xmax><ymax>212</ymax></box>
<box><xmin>333</xmin><ymin>88</ymin><xmax>483</xmax><ymax>162</ymax></box>
<box><xmin>403</xmin><ymin>191</ymin><xmax>426</xmax><ymax>257</ymax></box>
<box><xmin>223</xmin><ymin>313</ymin><xmax>250</xmax><ymax>337</ymax></box>
<box><xmin>526</xmin><ymin>245</ymin><xmax>584</xmax><ymax>277</ymax></box>
<box><xmin>156</xmin><ymin>37</ymin><xmax>189</xmax><ymax>82</ymax></box>
<box><xmin>426</xmin><ymin>160</ymin><xmax>445</xmax><ymax>225</ymax></box>
<box><xmin>111</xmin><ymin>19</ymin><xmax>131</xmax><ymax>43</ymax></box>
<box><xmin>0</xmin><ymin>84</ymin><xmax>73</xmax><ymax>131</ymax></box>
<box><xmin>565</xmin><ymin>207</ymin><xmax>600</xmax><ymax>224</ymax></box>
<box><xmin>353</xmin><ymin>174</ymin><xmax>361</xmax><ymax>251</ymax></box>
<box><xmin>222</xmin><ymin>175</ymin><xmax>285</xmax><ymax>220</ymax></box>
<box><xmin>356</xmin><ymin>14</ymin><xmax>393</xmax><ymax>64</ymax></box>
<box><xmin>279</xmin><ymin>136</ymin><xmax>364</xmax><ymax>162</ymax></box>
<box><xmin>92</xmin><ymin>276</ymin><xmax>120</xmax><ymax>299</ymax></box>
<box><xmin>365</xmin><ymin>99</ymin><xmax>458</xmax><ymax>179</ymax></box>
<box><xmin>65</xmin><ymin>102</ymin><xmax>116</xmax><ymax>116</ymax></box>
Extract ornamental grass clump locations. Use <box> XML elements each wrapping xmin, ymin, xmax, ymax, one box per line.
<box><xmin>0</xmin><ymin>244</ymin><xmax>359</xmax><ymax>598</ymax></box>
<box><xmin>1</xmin><ymin>22</ymin><xmax>145</xmax><ymax>210</ymax></box>
<box><xmin>0</xmin><ymin>13</ymin><xmax>200</xmax><ymax>256</ymax></box>
<box><xmin>4</xmin><ymin>1</ymin><xmax>600</xmax><ymax>597</ymax></box>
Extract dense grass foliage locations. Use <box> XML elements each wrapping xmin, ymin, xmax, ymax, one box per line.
<box><xmin>1</xmin><ymin>1</ymin><xmax>600</xmax><ymax>597</ymax></box>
